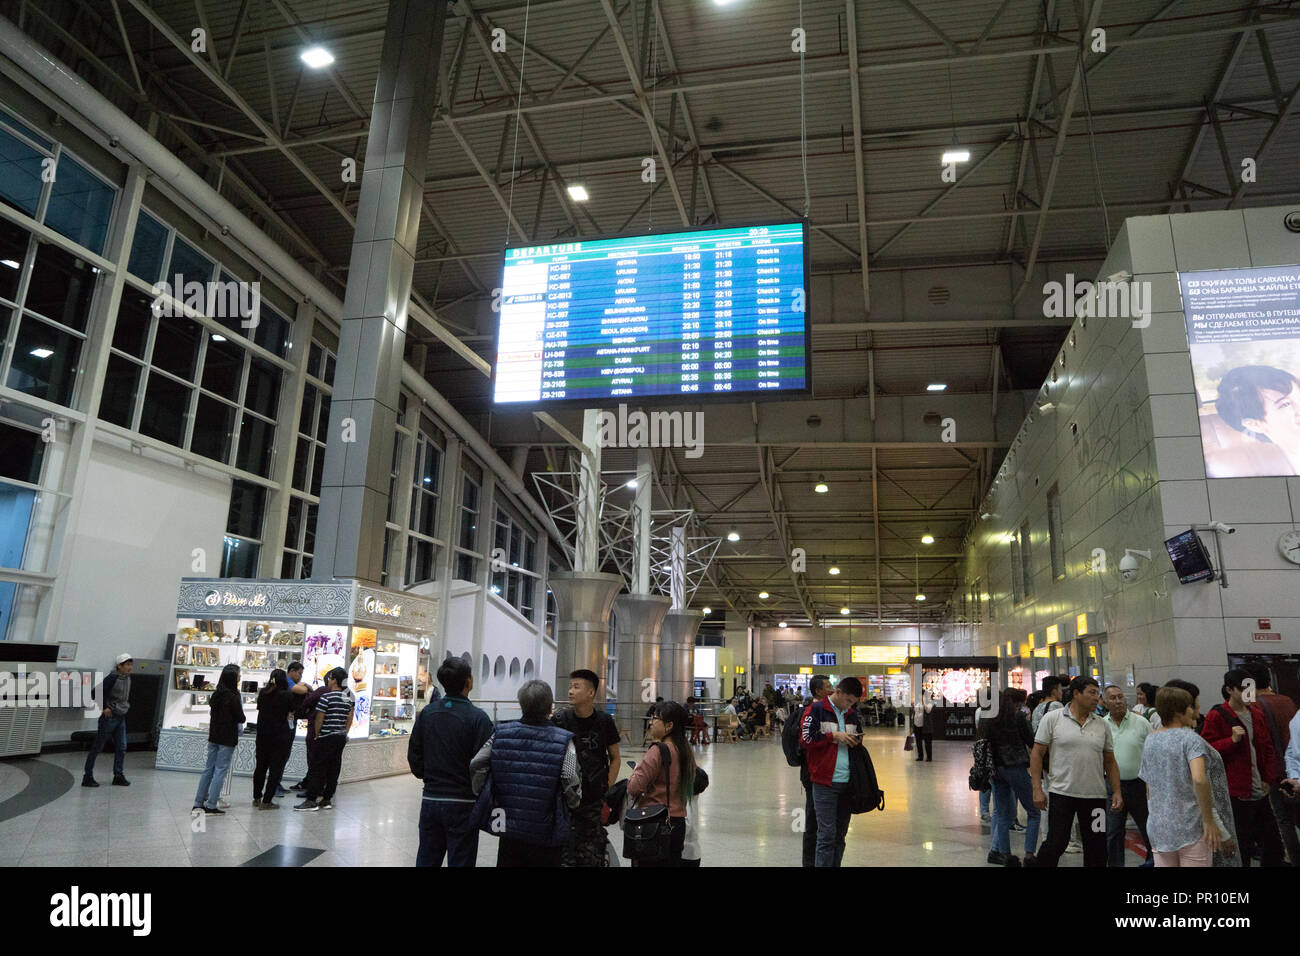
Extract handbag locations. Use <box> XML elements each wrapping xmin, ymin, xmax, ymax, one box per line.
<box><xmin>904</xmin><ymin>734</ymin><xmax>915</xmax><ymax>752</ymax></box>
<box><xmin>622</xmin><ymin>742</ymin><xmax>674</xmax><ymax>863</ymax></box>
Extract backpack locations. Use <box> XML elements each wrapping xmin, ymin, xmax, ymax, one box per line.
<box><xmin>782</xmin><ymin>702</ymin><xmax>808</xmax><ymax>767</ymax></box>
<box><xmin>847</xmin><ymin>744</ymin><xmax>885</xmax><ymax>813</ymax></box>
<box><xmin>969</xmin><ymin>737</ymin><xmax>994</xmax><ymax>792</ymax></box>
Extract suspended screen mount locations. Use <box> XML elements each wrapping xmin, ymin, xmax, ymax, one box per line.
<box><xmin>491</xmin><ymin>221</ymin><xmax>811</xmax><ymax>406</ymax></box>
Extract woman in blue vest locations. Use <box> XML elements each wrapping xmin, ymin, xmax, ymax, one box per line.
<box><xmin>471</xmin><ymin>680</ymin><xmax>582</xmax><ymax>866</ymax></box>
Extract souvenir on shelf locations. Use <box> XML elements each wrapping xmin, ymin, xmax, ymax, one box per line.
<box><xmin>178</xmin><ymin>626</ymin><xmax>199</xmax><ymax>642</ymax></box>
<box><xmin>175</xmin><ymin>670</ymin><xmax>191</xmax><ymax>690</ymax></box>
<box><xmin>242</xmin><ymin>649</ymin><xmax>270</xmax><ymax>671</ymax></box>
<box><xmin>174</xmin><ymin>645</ymin><xmax>189</xmax><ymax>666</ymax></box>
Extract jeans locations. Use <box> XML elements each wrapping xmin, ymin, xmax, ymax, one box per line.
<box><xmin>84</xmin><ymin>714</ymin><xmax>127</xmax><ymax>778</ymax></box>
<box><xmin>416</xmin><ymin>799</ymin><xmax>479</xmax><ymax>867</ymax></box>
<box><xmin>801</xmin><ymin>779</ymin><xmax>819</xmax><ymax>867</ymax></box>
<box><xmin>991</xmin><ymin>765</ymin><xmax>1040</xmax><ymax>855</ymax></box>
<box><xmin>304</xmin><ymin>734</ymin><xmax>346</xmax><ymax>801</ymax></box>
<box><xmin>253</xmin><ymin>736</ymin><xmax>292</xmax><ymax>803</ymax></box>
<box><xmin>194</xmin><ymin>743</ymin><xmax>235</xmax><ymax>809</ymax></box>
<box><xmin>1035</xmin><ymin>793</ymin><xmax>1107</xmax><ymax>867</ymax></box>
<box><xmin>979</xmin><ymin>787</ymin><xmax>991</xmax><ymax>817</ymax></box>
<box><xmin>812</xmin><ymin>781</ymin><xmax>852</xmax><ymax>867</ymax></box>
<box><xmin>1231</xmin><ymin>794</ymin><xmax>1285</xmax><ymax>867</ymax></box>
<box><xmin>1106</xmin><ymin>778</ymin><xmax>1152</xmax><ymax>866</ymax></box>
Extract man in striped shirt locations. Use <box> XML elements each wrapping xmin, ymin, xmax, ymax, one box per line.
<box><xmin>295</xmin><ymin>668</ymin><xmax>354</xmax><ymax>811</ymax></box>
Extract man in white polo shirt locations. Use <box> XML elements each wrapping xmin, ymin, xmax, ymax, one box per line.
<box><xmin>1030</xmin><ymin>676</ymin><xmax>1123</xmax><ymax>867</ymax></box>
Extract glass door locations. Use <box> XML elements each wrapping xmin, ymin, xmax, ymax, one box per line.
<box><xmin>1082</xmin><ymin>636</ymin><xmax>1107</xmax><ymax>687</ymax></box>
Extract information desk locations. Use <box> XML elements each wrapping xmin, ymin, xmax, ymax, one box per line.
<box><xmin>156</xmin><ymin>578</ymin><xmax>437</xmax><ymax>781</ymax></box>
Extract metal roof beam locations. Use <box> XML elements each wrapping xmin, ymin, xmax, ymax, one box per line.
<box><xmin>1228</xmin><ymin>76</ymin><xmax>1300</xmax><ymax>207</ymax></box>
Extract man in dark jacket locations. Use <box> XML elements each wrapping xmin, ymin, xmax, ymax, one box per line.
<box><xmin>796</xmin><ymin>676</ymin><xmax>830</xmax><ymax>866</ymax></box>
<box><xmin>290</xmin><ymin>679</ymin><xmax>329</xmax><ymax>792</ymax></box>
<box><xmin>1201</xmin><ymin>669</ymin><xmax>1284</xmax><ymax>867</ymax></box>
<box><xmin>83</xmin><ymin>653</ymin><xmax>134</xmax><ymax>787</ymax></box>
<box><xmin>802</xmin><ymin>676</ymin><xmax>864</xmax><ymax>867</ymax></box>
<box><xmin>471</xmin><ymin>680</ymin><xmax>581</xmax><ymax>866</ymax></box>
<box><xmin>408</xmin><ymin>657</ymin><xmax>493</xmax><ymax>867</ymax></box>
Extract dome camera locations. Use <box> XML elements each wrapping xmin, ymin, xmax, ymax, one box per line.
<box><xmin>1120</xmin><ymin>548</ymin><xmax>1152</xmax><ymax>583</ymax></box>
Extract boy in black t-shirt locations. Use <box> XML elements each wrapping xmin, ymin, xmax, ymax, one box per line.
<box><xmin>552</xmin><ymin>669</ymin><xmax>621</xmax><ymax>866</ymax></box>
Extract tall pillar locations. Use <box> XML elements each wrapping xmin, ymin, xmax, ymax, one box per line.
<box><xmin>549</xmin><ymin>571</ymin><xmax>623</xmax><ymax>704</ymax></box>
<box><xmin>659</xmin><ymin>609</ymin><xmax>704</xmax><ymax>704</ymax></box>
<box><xmin>614</xmin><ymin>593</ymin><xmax>672</xmax><ymax>730</ymax></box>
<box><xmin>313</xmin><ymin>0</ymin><xmax>447</xmax><ymax>583</ymax></box>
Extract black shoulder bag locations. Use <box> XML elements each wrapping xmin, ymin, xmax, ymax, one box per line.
<box><xmin>623</xmin><ymin>742</ymin><xmax>674</xmax><ymax>863</ymax></box>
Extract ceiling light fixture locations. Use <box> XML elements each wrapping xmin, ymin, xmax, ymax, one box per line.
<box><xmin>702</xmin><ymin>606</ymin><xmax>712</xmax><ymax>615</ymax></box>
<box><xmin>300</xmin><ymin>46</ymin><xmax>335</xmax><ymax>69</ymax></box>
<box><xmin>778</xmin><ymin>620</ymin><xmax>787</xmax><ymax>628</ymax></box>
<box><xmin>814</xmin><ymin>474</ymin><xmax>829</xmax><ymax>493</ymax></box>
<box><xmin>625</xmin><ymin>478</ymin><xmax>638</xmax><ymax>489</ymax></box>
<box><xmin>29</xmin><ymin>347</ymin><xmax>54</xmax><ymax>358</ymax></box>
<box><xmin>921</xmin><ymin>529</ymin><xmax>935</xmax><ymax>545</ymax></box>
<box><xmin>840</xmin><ymin>607</ymin><xmax>850</xmax><ymax>615</ymax></box>
<box><xmin>726</xmin><ymin>526</ymin><xmax>740</xmax><ymax>542</ymax></box>
<box><xmin>758</xmin><ymin>591</ymin><xmax>769</xmax><ymax>600</ymax></box>
<box><xmin>1</xmin><ymin>259</ymin><xmax>19</xmax><ymax>269</ymax></box>
<box><xmin>211</xmin><ymin>334</ymin><xmax>227</xmax><ymax>342</ymax></box>
<box><xmin>828</xmin><ymin>565</ymin><xmax>840</xmax><ymax>575</ymax></box>
<box><xmin>926</xmin><ymin>383</ymin><xmax>947</xmax><ymax>392</ymax></box>
<box><xmin>566</xmin><ymin>183</ymin><xmax>589</xmax><ymax>202</ymax></box>
<box><xmin>941</xmin><ymin>149</ymin><xmax>970</xmax><ymax>165</ymax></box>
<box><xmin>914</xmin><ymin>553</ymin><xmax>926</xmax><ymax>602</ymax></box>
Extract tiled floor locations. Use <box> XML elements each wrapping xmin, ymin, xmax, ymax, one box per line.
<box><xmin>2</xmin><ymin>728</ymin><xmax>1145</xmax><ymax>866</ymax></box>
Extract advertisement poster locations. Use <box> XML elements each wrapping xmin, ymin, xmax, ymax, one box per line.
<box><xmin>348</xmin><ymin>628</ymin><xmax>376</xmax><ymax>739</ymax></box>
<box><xmin>303</xmin><ymin>626</ymin><xmax>346</xmax><ymax>685</ymax></box>
<box><xmin>1179</xmin><ymin>265</ymin><xmax>1300</xmax><ymax>477</ymax></box>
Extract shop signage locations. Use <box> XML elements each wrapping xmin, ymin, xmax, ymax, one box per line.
<box><xmin>363</xmin><ymin>595</ymin><xmax>401</xmax><ymax>619</ymax></box>
<box><xmin>204</xmin><ymin>589</ymin><xmax>268</xmax><ymax>609</ymax></box>
<box><xmin>1253</xmin><ymin>632</ymin><xmax>1281</xmax><ymax>642</ymax></box>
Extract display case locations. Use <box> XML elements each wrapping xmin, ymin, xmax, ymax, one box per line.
<box><xmin>157</xmin><ymin>579</ymin><xmax>437</xmax><ymax>783</ymax></box>
<box><xmin>913</xmin><ymin>657</ymin><xmax>998</xmax><ymax>740</ymax></box>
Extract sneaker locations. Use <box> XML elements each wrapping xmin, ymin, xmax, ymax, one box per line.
<box><xmin>317</xmin><ymin>799</ymin><xmax>334</xmax><ymax>810</ymax></box>
<box><xmin>203</xmin><ymin>807</ymin><xmax>225</xmax><ymax>815</ymax></box>
<box><xmin>81</xmin><ymin>776</ymin><xmax>99</xmax><ymax>788</ymax></box>
<box><xmin>191</xmin><ymin>806</ymin><xmax>204</xmax><ymax>815</ymax></box>
<box><xmin>257</xmin><ymin>802</ymin><xmax>280</xmax><ymax>811</ymax></box>
<box><xmin>979</xmin><ymin>813</ymin><xmax>992</xmax><ymax>823</ymax></box>
<box><xmin>112</xmin><ymin>775</ymin><xmax>130</xmax><ymax>787</ymax></box>
<box><xmin>290</xmin><ymin>782</ymin><xmax>306</xmax><ymax>792</ymax></box>
<box><xmin>986</xmin><ymin>850</ymin><xmax>1010</xmax><ymax>865</ymax></box>
<box><xmin>275</xmin><ymin>787</ymin><xmax>289</xmax><ymax>797</ymax></box>
<box><xmin>1004</xmin><ymin>854</ymin><xmax>1022</xmax><ymax>867</ymax></box>
<box><xmin>293</xmin><ymin>799</ymin><xmax>320</xmax><ymax>812</ymax></box>
<box><xmin>1009</xmin><ymin>821</ymin><xmax>1026</xmax><ymax>832</ymax></box>
<box><xmin>1065</xmin><ymin>840</ymin><xmax>1083</xmax><ymax>854</ymax></box>
<box><xmin>1022</xmin><ymin>852</ymin><xmax>1037</xmax><ymax>867</ymax></box>
<box><xmin>217</xmin><ymin>799</ymin><xmax>230</xmax><ymax>809</ymax></box>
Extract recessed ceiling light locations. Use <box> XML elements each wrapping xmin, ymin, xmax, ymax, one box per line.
<box><xmin>927</xmin><ymin>383</ymin><xmax>947</xmax><ymax>392</ymax></box>
<box><xmin>1</xmin><ymin>259</ymin><xmax>19</xmax><ymax>269</ymax></box>
<box><xmin>702</xmin><ymin>606</ymin><xmax>711</xmax><ymax>615</ymax></box>
<box><xmin>778</xmin><ymin>621</ymin><xmax>787</xmax><ymax>628</ymax></box>
<box><xmin>814</xmin><ymin>474</ymin><xmax>829</xmax><ymax>493</ymax></box>
<box><xmin>840</xmin><ymin>606</ymin><xmax>850</xmax><ymax>615</ymax></box>
<box><xmin>727</xmin><ymin>526</ymin><xmax>740</xmax><ymax>542</ymax></box>
<box><xmin>759</xmin><ymin>591</ymin><xmax>769</xmax><ymax>600</ymax></box>
<box><xmin>941</xmin><ymin>149</ymin><xmax>970</xmax><ymax>164</ymax></box>
<box><xmin>916</xmin><ymin>592</ymin><xmax>927</xmax><ymax>602</ymax></box>
<box><xmin>211</xmin><ymin>334</ymin><xmax>227</xmax><ymax>342</ymax></box>
<box><xmin>29</xmin><ymin>347</ymin><xmax>54</xmax><ymax>358</ymax></box>
<box><xmin>300</xmin><ymin>46</ymin><xmax>335</xmax><ymax>69</ymax></box>
<box><xmin>567</xmin><ymin>183</ymin><xmax>589</xmax><ymax>202</ymax></box>
<box><xmin>828</xmin><ymin>566</ymin><xmax>840</xmax><ymax>575</ymax></box>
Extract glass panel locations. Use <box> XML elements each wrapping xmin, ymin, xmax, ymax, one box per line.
<box><xmin>524</xmin><ymin>536</ymin><xmax>535</xmax><ymax>571</ymax></box>
<box><xmin>127</xmin><ymin>211</ymin><xmax>169</xmax><ymax>283</ymax></box>
<box><xmin>315</xmin><ymin>394</ymin><xmax>330</xmax><ymax>443</ymax></box>
<box><xmin>8</xmin><ymin>316</ymin><xmax>83</xmax><ymax>405</ymax></box>
<box><xmin>138</xmin><ymin>371</ymin><xmax>191</xmax><ymax>446</ymax></box>
<box><xmin>226</xmin><ymin>480</ymin><xmax>265</xmax><ymax>538</ymax></box>
<box><xmin>0</xmin><ymin>113</ymin><xmax>51</xmax><ymax>151</ymax></box>
<box><xmin>0</xmin><ymin>421</ymin><xmax>44</xmax><ymax>483</ymax></box>
<box><xmin>44</xmin><ymin>155</ymin><xmax>116</xmax><ymax>255</ymax></box>
<box><xmin>300</xmin><ymin>554</ymin><xmax>312</xmax><ymax>578</ymax></box>
<box><xmin>220</xmin><ymin>536</ymin><xmax>260</xmax><ymax>578</ymax></box>
<box><xmin>521</xmin><ymin>577</ymin><xmax>535</xmax><ymax>616</ymax></box>
<box><xmin>280</xmin><ymin>551</ymin><xmax>297</xmax><ymax>579</ymax></box>
<box><xmin>244</xmin><ymin>356</ymin><xmax>280</xmax><ymax>417</ymax></box>
<box><xmin>292</xmin><ymin>437</ymin><xmax>311</xmax><ymax>492</ymax></box>
<box><xmin>200</xmin><ymin>336</ymin><xmax>244</xmax><ymax>401</ymax></box>
<box><xmin>191</xmin><ymin>395</ymin><xmax>235</xmax><ymax>462</ymax></box>
<box><xmin>299</xmin><ymin>384</ymin><xmax>317</xmax><ymax>437</ymax></box>
<box><xmin>310</xmin><ymin>443</ymin><xmax>324</xmax><ymax>497</ymax></box>
<box><xmin>112</xmin><ymin>288</ymin><xmax>154</xmax><ymax>358</ymax></box>
<box><xmin>304</xmin><ymin>503</ymin><xmax>318</xmax><ymax>556</ymax></box>
<box><xmin>236</xmin><ymin>413</ymin><xmax>274</xmax><ymax>476</ymax></box>
<box><xmin>422</xmin><ymin>443</ymin><xmax>440</xmax><ymax>488</ymax></box>
<box><xmin>308</xmin><ymin>341</ymin><xmax>322</xmax><ymax>379</ymax></box>
<box><xmin>418</xmin><ymin>491</ymin><xmax>436</xmax><ymax>537</ymax></box>
<box><xmin>0</xmin><ymin>219</ymin><xmax>29</xmax><ymax>303</ymax></box>
<box><xmin>254</xmin><ymin>306</ymin><xmax>291</xmax><ymax>358</ymax></box>
<box><xmin>510</xmin><ymin>526</ymin><xmax>522</xmax><ymax>565</ymax></box>
<box><xmin>413</xmin><ymin>540</ymin><xmax>434</xmax><ymax>584</ymax></box>
<box><xmin>0</xmin><ymin>125</ymin><xmax>44</xmax><ymax>216</ymax></box>
<box><xmin>284</xmin><ymin>497</ymin><xmax>302</xmax><ymax>549</ymax></box>
<box><xmin>456</xmin><ymin>553</ymin><xmax>477</xmax><ymax>583</ymax></box>
<box><xmin>166</xmin><ymin>236</ymin><xmax>214</xmax><ymax>290</ymax></box>
<box><xmin>324</xmin><ymin>352</ymin><xmax>336</xmax><ymax>386</ymax></box>
<box><xmin>25</xmin><ymin>242</ymin><xmax>96</xmax><ymax>331</ymax></box>
<box><xmin>98</xmin><ymin>354</ymin><xmax>141</xmax><ymax>428</ymax></box>
<box><xmin>150</xmin><ymin>315</ymin><xmax>202</xmax><ymax>380</ymax></box>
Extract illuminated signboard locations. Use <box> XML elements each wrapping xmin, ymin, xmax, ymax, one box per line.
<box><xmin>850</xmin><ymin>645</ymin><xmax>910</xmax><ymax>665</ymax></box>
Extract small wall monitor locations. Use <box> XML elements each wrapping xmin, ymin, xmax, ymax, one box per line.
<box><xmin>1165</xmin><ymin>529</ymin><xmax>1216</xmax><ymax>584</ymax></box>
<box><xmin>813</xmin><ymin>652</ymin><xmax>837</xmax><ymax>667</ymax></box>
<box><xmin>492</xmin><ymin>221</ymin><xmax>810</xmax><ymax>404</ymax></box>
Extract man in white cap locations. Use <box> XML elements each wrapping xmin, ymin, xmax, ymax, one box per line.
<box><xmin>83</xmin><ymin>653</ymin><xmax>134</xmax><ymax>787</ymax></box>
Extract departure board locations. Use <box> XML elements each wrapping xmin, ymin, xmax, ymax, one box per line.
<box><xmin>492</xmin><ymin>222</ymin><xmax>809</xmax><ymax>404</ymax></box>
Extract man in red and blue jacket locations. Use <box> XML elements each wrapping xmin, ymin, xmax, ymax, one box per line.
<box><xmin>1201</xmin><ymin>669</ymin><xmax>1284</xmax><ymax>867</ymax></box>
<box><xmin>796</xmin><ymin>676</ymin><xmax>831</xmax><ymax>867</ymax></box>
<box><xmin>801</xmin><ymin>676</ymin><xmax>864</xmax><ymax>867</ymax></box>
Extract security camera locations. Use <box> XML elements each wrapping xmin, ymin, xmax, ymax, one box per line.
<box><xmin>1119</xmin><ymin>554</ymin><xmax>1140</xmax><ymax>582</ymax></box>
<box><xmin>1209</xmin><ymin>522</ymin><xmax>1235</xmax><ymax>535</ymax></box>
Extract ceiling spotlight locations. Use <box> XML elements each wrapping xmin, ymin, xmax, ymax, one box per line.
<box><xmin>778</xmin><ymin>621</ymin><xmax>787</xmax><ymax>628</ymax></box>
<box><xmin>702</xmin><ymin>606</ymin><xmax>712</xmax><ymax>615</ymax></box>
<box><xmin>300</xmin><ymin>46</ymin><xmax>335</xmax><ymax>69</ymax></box>
<box><xmin>211</xmin><ymin>334</ymin><xmax>227</xmax><ymax>342</ymax></box>
<box><xmin>726</xmin><ymin>526</ymin><xmax>740</xmax><ymax>542</ymax></box>
<box><xmin>759</xmin><ymin>591</ymin><xmax>769</xmax><ymax>600</ymax></box>
<box><xmin>840</xmin><ymin>607</ymin><xmax>850</xmax><ymax>615</ymax></box>
<box><xmin>921</xmin><ymin>529</ymin><xmax>935</xmax><ymax>545</ymax></box>
<box><xmin>1</xmin><ymin>259</ymin><xmax>19</xmax><ymax>269</ymax></box>
<box><xmin>941</xmin><ymin>149</ymin><xmax>970</xmax><ymax>165</ymax></box>
<box><xmin>625</xmin><ymin>478</ymin><xmax>638</xmax><ymax>489</ymax></box>
<box><xmin>29</xmin><ymin>347</ymin><xmax>54</xmax><ymax>359</ymax></box>
<box><xmin>828</xmin><ymin>565</ymin><xmax>840</xmax><ymax>576</ymax></box>
<box><xmin>567</xmin><ymin>183</ymin><xmax>590</xmax><ymax>202</ymax></box>
<box><xmin>926</xmin><ymin>383</ymin><xmax>947</xmax><ymax>392</ymax></box>
<box><xmin>814</xmin><ymin>474</ymin><xmax>829</xmax><ymax>493</ymax></box>
<box><xmin>915</xmin><ymin>592</ymin><xmax>927</xmax><ymax>602</ymax></box>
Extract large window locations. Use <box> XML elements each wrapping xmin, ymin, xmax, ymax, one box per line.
<box><xmin>454</xmin><ymin>470</ymin><xmax>481</xmax><ymax>583</ymax></box>
<box><xmin>490</xmin><ymin>503</ymin><xmax>538</xmax><ymax>619</ymax></box>
<box><xmin>1019</xmin><ymin>521</ymin><xmax>1034</xmax><ymax>601</ymax></box>
<box><xmin>1047</xmin><ymin>485</ymin><xmax>1065</xmax><ymax>582</ymax></box>
<box><xmin>222</xmin><ymin>479</ymin><xmax>266</xmax><ymax>577</ymax></box>
<box><xmin>282</xmin><ymin>341</ymin><xmax>336</xmax><ymax>579</ymax></box>
<box><xmin>0</xmin><ymin>419</ymin><xmax>47</xmax><ymax>639</ymax></box>
<box><xmin>405</xmin><ymin>421</ymin><xmax>443</xmax><ymax>586</ymax></box>
<box><xmin>1009</xmin><ymin>536</ymin><xmax>1023</xmax><ymax>605</ymax></box>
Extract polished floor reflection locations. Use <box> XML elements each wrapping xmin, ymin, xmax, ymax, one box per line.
<box><xmin>0</xmin><ymin>727</ymin><xmax>1142</xmax><ymax>866</ymax></box>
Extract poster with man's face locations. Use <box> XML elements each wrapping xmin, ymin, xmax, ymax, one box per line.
<box><xmin>1180</xmin><ymin>265</ymin><xmax>1300</xmax><ymax>477</ymax></box>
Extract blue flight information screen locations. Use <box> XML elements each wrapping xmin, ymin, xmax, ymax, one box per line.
<box><xmin>492</xmin><ymin>222</ymin><xmax>809</xmax><ymax>404</ymax></box>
